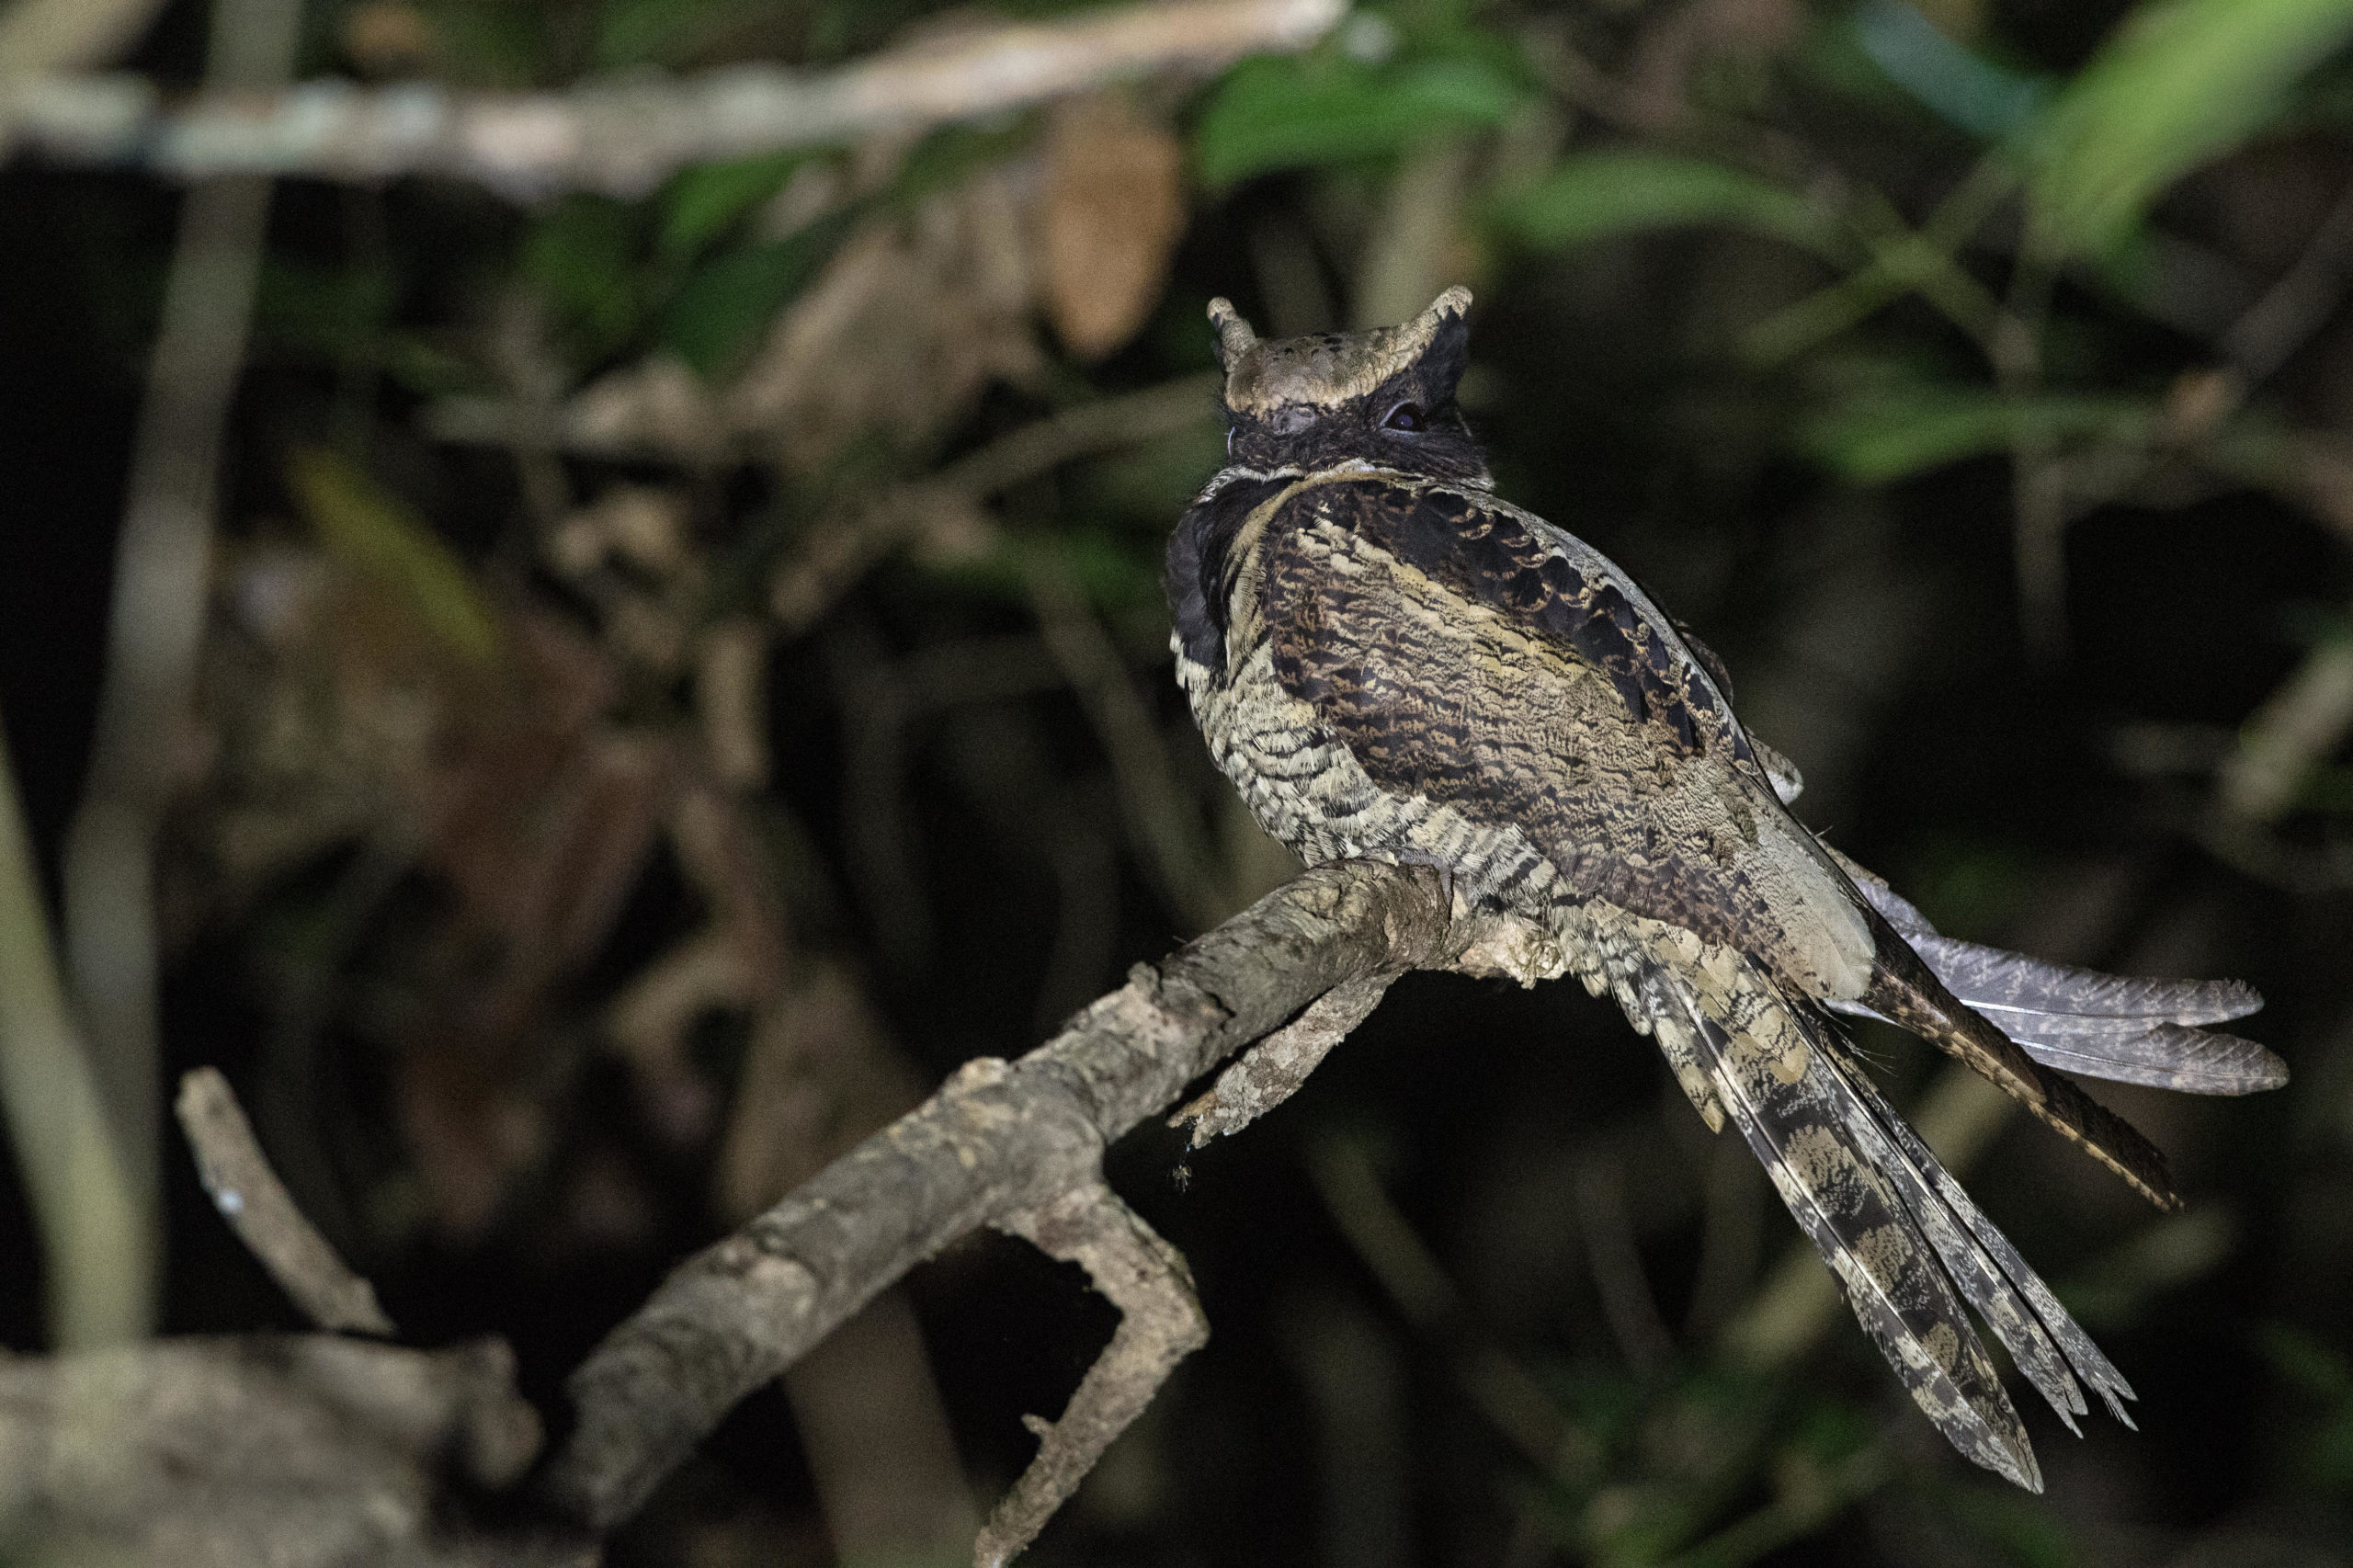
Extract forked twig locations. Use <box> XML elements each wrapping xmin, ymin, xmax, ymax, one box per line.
<box><xmin>977</xmin><ymin>1183</ymin><xmax>1209</xmax><ymax>1565</ymax></box>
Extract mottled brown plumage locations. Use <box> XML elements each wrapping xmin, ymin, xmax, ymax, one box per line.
<box><xmin>1166</xmin><ymin>287</ymin><xmax>2285</xmax><ymax>1490</ymax></box>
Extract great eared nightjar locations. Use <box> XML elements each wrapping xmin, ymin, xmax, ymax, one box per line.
<box><xmin>1164</xmin><ymin>286</ymin><xmax>2288</xmax><ymax>1490</ymax></box>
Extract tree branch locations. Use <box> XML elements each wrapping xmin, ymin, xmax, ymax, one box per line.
<box><xmin>543</xmin><ymin>860</ymin><xmax>1546</xmax><ymax>1543</ymax></box>
<box><xmin>4</xmin><ymin>0</ymin><xmax>1343</xmax><ymax>198</ymax></box>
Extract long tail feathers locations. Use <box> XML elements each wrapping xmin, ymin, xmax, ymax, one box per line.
<box><xmin>1656</xmin><ymin>951</ymin><xmax>2133</xmax><ymax>1490</ymax></box>
<box><xmin>1827</xmin><ymin>854</ymin><xmax>2284</xmax><ymax>1099</ymax></box>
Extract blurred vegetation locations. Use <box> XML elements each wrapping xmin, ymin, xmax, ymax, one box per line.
<box><xmin>5</xmin><ymin>0</ymin><xmax>2353</xmax><ymax>1562</ymax></box>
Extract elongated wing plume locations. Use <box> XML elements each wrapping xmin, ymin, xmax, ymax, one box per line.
<box><xmin>1828</xmin><ymin>853</ymin><xmax>2284</xmax><ymax>1096</ymax></box>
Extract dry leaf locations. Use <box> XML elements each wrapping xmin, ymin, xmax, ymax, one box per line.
<box><xmin>1040</xmin><ymin>94</ymin><xmax>1187</xmax><ymax>358</ymax></box>
<box><xmin>563</xmin><ymin>355</ymin><xmax>729</xmax><ymax>464</ymax></box>
<box><xmin>341</xmin><ymin>0</ymin><xmax>438</xmax><ymax>74</ymax></box>
<box><xmin>697</xmin><ymin>618</ymin><xmax>771</xmax><ymax>790</ymax></box>
<box><xmin>729</xmin><ymin>166</ymin><xmax>1044</xmax><ymax>472</ymax></box>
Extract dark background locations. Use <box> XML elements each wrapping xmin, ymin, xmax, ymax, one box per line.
<box><xmin>3</xmin><ymin>0</ymin><xmax>2351</xmax><ymax>1563</ymax></box>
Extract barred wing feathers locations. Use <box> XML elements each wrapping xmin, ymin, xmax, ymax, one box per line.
<box><xmin>1258</xmin><ymin>476</ymin><xmax>2184</xmax><ymax>1205</ymax></box>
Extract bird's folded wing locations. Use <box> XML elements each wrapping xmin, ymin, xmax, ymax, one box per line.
<box><xmin>1262</xmin><ymin>483</ymin><xmax>1880</xmax><ymax>999</ymax></box>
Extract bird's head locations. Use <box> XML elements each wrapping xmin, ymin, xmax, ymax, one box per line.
<box><xmin>1208</xmin><ymin>287</ymin><xmax>1488</xmax><ymax>485</ymax></box>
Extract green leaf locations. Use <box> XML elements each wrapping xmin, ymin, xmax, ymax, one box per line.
<box><xmin>522</xmin><ymin>195</ymin><xmax>652</xmax><ymax>362</ymax></box>
<box><xmin>2257</xmin><ymin>1321</ymin><xmax>2353</xmax><ymax>1402</ymax></box>
<box><xmin>2019</xmin><ymin>0</ymin><xmax>2353</xmax><ymax>256</ymax></box>
<box><xmin>1494</xmin><ymin>151</ymin><xmax>1849</xmax><ymax>261</ymax></box>
<box><xmin>1801</xmin><ymin>384</ymin><xmax>2154</xmax><ymax>483</ymax></box>
<box><xmin>283</xmin><ymin>447</ymin><xmax>502</xmax><ymax>665</ymax></box>
<box><xmin>660</xmin><ymin>152</ymin><xmax>806</xmax><ymax>261</ymax></box>
<box><xmin>1938</xmin><ymin>1486</ymin><xmax>2081</xmax><ymax>1568</ymax></box>
<box><xmin>1849</xmin><ymin>0</ymin><xmax>2052</xmax><ymax>140</ymax></box>
<box><xmin>597</xmin><ymin>0</ymin><xmax>784</xmax><ymax>68</ymax></box>
<box><xmin>1193</xmin><ymin>53</ymin><xmax>1522</xmax><ymax>188</ymax></box>
<box><xmin>663</xmin><ymin>210</ymin><xmax>854</xmax><ymax>379</ymax></box>
<box><xmin>254</xmin><ymin>259</ymin><xmax>396</xmax><ymax>356</ymax></box>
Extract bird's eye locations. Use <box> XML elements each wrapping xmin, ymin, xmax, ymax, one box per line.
<box><xmin>1383</xmin><ymin>401</ymin><xmax>1426</xmax><ymax>432</ymax></box>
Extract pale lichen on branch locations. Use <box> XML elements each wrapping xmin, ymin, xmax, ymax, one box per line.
<box><xmin>2</xmin><ymin>0</ymin><xmax>1343</xmax><ymax>197</ymax></box>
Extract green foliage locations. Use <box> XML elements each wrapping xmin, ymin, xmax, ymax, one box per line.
<box><xmin>1801</xmin><ymin>382</ymin><xmax>2154</xmax><ymax>483</ymax></box>
<box><xmin>282</xmin><ymin>447</ymin><xmax>503</xmax><ymax>665</ymax></box>
<box><xmin>521</xmin><ymin>195</ymin><xmax>656</xmax><ymax>364</ymax></box>
<box><xmin>253</xmin><ymin>258</ymin><xmax>482</xmax><ymax>397</ymax></box>
<box><xmin>2018</xmin><ymin>0</ymin><xmax>2353</xmax><ymax>257</ymax></box>
<box><xmin>664</xmin><ymin>210</ymin><xmax>854</xmax><ymax>378</ymax></box>
<box><xmin>892</xmin><ymin>119</ymin><xmax>1040</xmax><ymax>205</ymax></box>
<box><xmin>659</xmin><ymin>152</ymin><xmax>809</xmax><ymax>261</ymax></box>
<box><xmin>2055</xmin><ymin>1209</ymin><xmax>2236</xmax><ymax>1329</ymax></box>
<box><xmin>1193</xmin><ymin>49</ymin><xmax>1524</xmax><ymax>188</ymax></box>
<box><xmin>1494</xmin><ymin>152</ymin><xmax>1849</xmax><ymax>262</ymax></box>
<box><xmin>595</xmin><ymin>0</ymin><xmax>784</xmax><ymax>68</ymax></box>
<box><xmin>1847</xmin><ymin>0</ymin><xmax>2052</xmax><ymax>141</ymax></box>
<box><xmin>1935</xmin><ymin>1485</ymin><xmax>2082</xmax><ymax>1568</ymax></box>
<box><xmin>414</xmin><ymin>0</ymin><xmax>559</xmax><ymax>87</ymax></box>
<box><xmin>2258</xmin><ymin>1324</ymin><xmax>2353</xmax><ymax>1493</ymax></box>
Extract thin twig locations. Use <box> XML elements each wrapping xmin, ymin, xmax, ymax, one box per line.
<box><xmin>1659</xmin><ymin>1440</ymin><xmax>1894</xmax><ymax>1568</ymax></box>
<box><xmin>1575</xmin><ymin>1153</ymin><xmax>1675</xmax><ymax>1378</ymax></box>
<box><xmin>6</xmin><ymin>0</ymin><xmax>1344</xmax><ymax>198</ymax></box>
<box><xmin>2223</xmin><ymin>176</ymin><xmax>2353</xmax><ymax>385</ymax></box>
<box><xmin>932</xmin><ymin>371</ymin><xmax>1222</xmax><ymax>498</ymax></box>
<box><xmin>56</xmin><ymin>0</ymin><xmax>302</xmax><ymax>1342</ymax></box>
<box><xmin>2214</xmin><ymin>636</ymin><xmax>2353</xmax><ymax>824</ymax></box>
<box><xmin>174</xmin><ymin>1067</ymin><xmax>396</xmax><ymax>1335</ymax></box>
<box><xmin>1174</xmin><ymin>972</ymin><xmax>1396</xmax><ymax>1144</ymax></box>
<box><xmin>1304</xmin><ymin>1132</ymin><xmax>1583</xmax><ymax>1474</ymax></box>
<box><xmin>767</xmin><ymin>372</ymin><xmax>1220</xmax><ymax>635</ymax></box>
<box><xmin>1998</xmin><ymin>254</ymin><xmax>2066</xmax><ymax>659</ymax></box>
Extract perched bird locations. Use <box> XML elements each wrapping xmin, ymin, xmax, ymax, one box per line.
<box><xmin>1165</xmin><ymin>286</ymin><xmax>2286</xmax><ymax>1490</ymax></box>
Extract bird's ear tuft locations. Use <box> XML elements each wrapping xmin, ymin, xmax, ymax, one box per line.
<box><xmin>1208</xmin><ymin>297</ymin><xmax>1259</xmax><ymax>370</ymax></box>
<box><xmin>1414</xmin><ymin>287</ymin><xmax>1473</xmax><ymax>397</ymax></box>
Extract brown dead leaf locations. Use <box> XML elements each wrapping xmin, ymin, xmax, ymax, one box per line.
<box><xmin>697</xmin><ymin>618</ymin><xmax>772</xmax><ymax>790</ymax></box>
<box><xmin>729</xmin><ymin>166</ymin><xmax>1044</xmax><ymax>473</ymax></box>
<box><xmin>341</xmin><ymin>0</ymin><xmax>438</xmax><ymax>74</ymax></box>
<box><xmin>563</xmin><ymin>355</ymin><xmax>729</xmax><ymax>464</ymax></box>
<box><xmin>550</xmin><ymin>485</ymin><xmax>694</xmax><ymax>581</ymax></box>
<box><xmin>1040</xmin><ymin>94</ymin><xmax>1186</xmax><ymax>358</ymax></box>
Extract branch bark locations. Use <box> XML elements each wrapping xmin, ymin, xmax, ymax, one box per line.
<box><xmin>4</xmin><ymin>0</ymin><xmax>1342</xmax><ymax>198</ymax></box>
<box><xmin>544</xmin><ymin>860</ymin><xmax>1548</xmax><ymax>1546</ymax></box>
<box><xmin>174</xmin><ymin>1067</ymin><xmax>396</xmax><ymax>1337</ymax></box>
